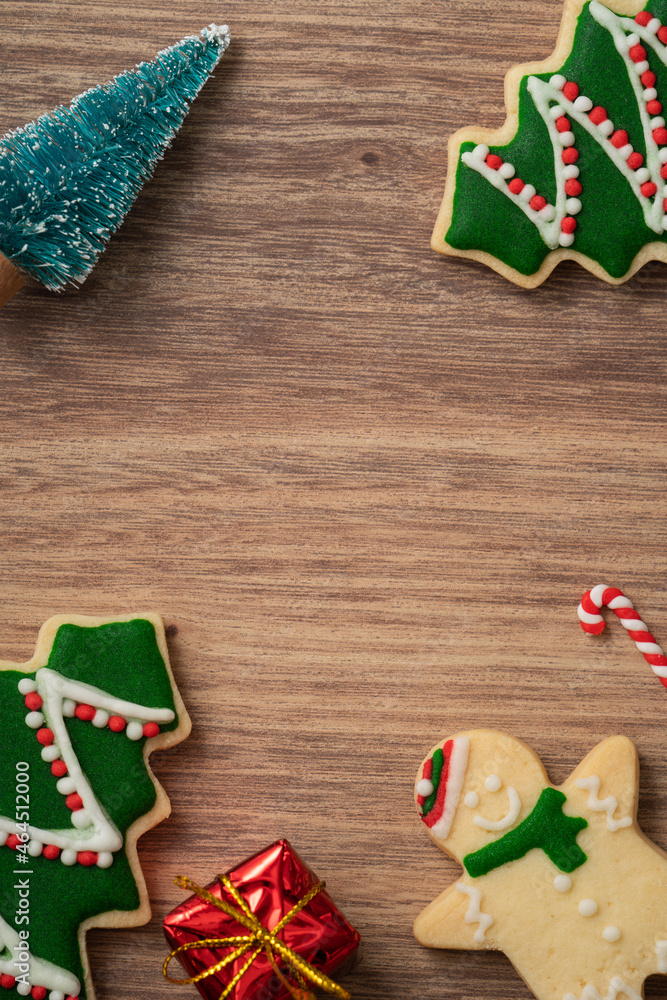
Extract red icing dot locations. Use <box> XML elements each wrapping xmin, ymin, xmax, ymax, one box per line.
<box><xmin>508</xmin><ymin>178</ymin><xmax>525</xmax><ymax>194</ymax></box>
<box><xmin>647</xmin><ymin>99</ymin><xmax>663</xmax><ymax>115</ymax></box>
<box><xmin>0</xmin><ymin>974</ymin><xmax>15</xmax><ymax>989</ymax></box>
<box><xmin>659</xmin><ymin>25</ymin><xmax>667</xmax><ymax>43</ymax></box>
<box><xmin>661</xmin><ymin>163</ymin><xmax>667</xmax><ymax>179</ymax></box>
<box><xmin>24</xmin><ymin>692</ymin><xmax>42</xmax><ymax>711</ymax></box>
<box><xmin>485</xmin><ymin>153</ymin><xmax>503</xmax><ymax>170</ymax></box>
<box><xmin>561</xmin><ymin>217</ymin><xmax>577</xmax><ymax>234</ymax></box>
<box><xmin>51</xmin><ymin>759</ymin><xmax>68</xmax><ymax>777</ymax></box>
<box><xmin>74</xmin><ymin>703</ymin><xmax>96</xmax><ymax>722</ymax></box>
<box><xmin>143</xmin><ymin>722</ymin><xmax>160</xmax><ymax>738</ymax></box>
<box><xmin>6</xmin><ymin>834</ymin><xmax>21</xmax><ymax>850</ymax></box>
<box><xmin>589</xmin><ymin>106</ymin><xmax>608</xmax><ymax>125</ymax></box>
<box><xmin>641</xmin><ymin>180</ymin><xmax>658</xmax><ymax>197</ymax></box>
<box><xmin>663</xmin><ymin>197</ymin><xmax>667</xmax><ymax>211</ymax></box>
<box><xmin>36</xmin><ymin>728</ymin><xmax>54</xmax><ymax>746</ymax></box>
<box><xmin>629</xmin><ymin>43</ymin><xmax>647</xmax><ymax>62</ymax></box>
<box><xmin>77</xmin><ymin>851</ymin><xmax>98</xmax><ymax>867</ymax></box>
<box><xmin>31</xmin><ymin>987</ymin><xmax>47</xmax><ymax>1000</ymax></box>
<box><xmin>628</xmin><ymin>151</ymin><xmax>645</xmax><ymax>170</ymax></box>
<box><xmin>555</xmin><ymin>116</ymin><xmax>571</xmax><ymax>133</ymax></box>
<box><xmin>642</xmin><ymin>70</ymin><xmax>657</xmax><ymax>88</ymax></box>
<box><xmin>43</xmin><ymin>844</ymin><xmax>60</xmax><ymax>860</ymax></box>
<box><xmin>635</xmin><ymin>10</ymin><xmax>653</xmax><ymax>25</ymax></box>
<box><xmin>565</xmin><ymin>178</ymin><xmax>582</xmax><ymax>196</ymax></box>
<box><xmin>610</xmin><ymin>129</ymin><xmax>629</xmax><ymax>148</ymax></box>
<box><xmin>65</xmin><ymin>793</ymin><xmax>84</xmax><ymax>811</ymax></box>
<box><xmin>562</xmin><ymin>81</ymin><xmax>579</xmax><ymax>102</ymax></box>
<box><xmin>562</xmin><ymin>147</ymin><xmax>579</xmax><ymax>164</ymax></box>
<box><xmin>653</xmin><ymin>126</ymin><xmax>667</xmax><ymax>144</ymax></box>
<box><xmin>108</xmin><ymin>715</ymin><xmax>126</xmax><ymax>732</ymax></box>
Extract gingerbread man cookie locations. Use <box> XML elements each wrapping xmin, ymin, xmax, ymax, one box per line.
<box><xmin>0</xmin><ymin>613</ymin><xmax>190</xmax><ymax>1000</ymax></box>
<box><xmin>414</xmin><ymin>730</ymin><xmax>667</xmax><ymax>1000</ymax></box>
<box><xmin>434</xmin><ymin>0</ymin><xmax>667</xmax><ymax>285</ymax></box>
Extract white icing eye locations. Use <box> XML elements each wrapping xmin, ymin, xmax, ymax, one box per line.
<box><xmin>17</xmin><ymin>678</ymin><xmax>37</xmax><ymax>695</ymax></box>
<box><xmin>416</xmin><ymin>778</ymin><xmax>434</xmax><ymax>797</ymax></box>
<box><xmin>464</xmin><ymin>791</ymin><xmax>479</xmax><ymax>809</ymax></box>
<box><xmin>603</xmin><ymin>925</ymin><xmax>621</xmax><ymax>942</ymax></box>
<box><xmin>553</xmin><ymin>875</ymin><xmax>572</xmax><ymax>893</ymax></box>
<box><xmin>578</xmin><ymin>898</ymin><xmax>598</xmax><ymax>917</ymax></box>
<box><xmin>485</xmin><ymin>774</ymin><xmax>502</xmax><ymax>792</ymax></box>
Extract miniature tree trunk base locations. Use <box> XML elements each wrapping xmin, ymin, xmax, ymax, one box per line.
<box><xmin>0</xmin><ymin>253</ymin><xmax>23</xmax><ymax>307</ymax></box>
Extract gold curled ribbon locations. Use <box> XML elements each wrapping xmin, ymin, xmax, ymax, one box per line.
<box><xmin>163</xmin><ymin>874</ymin><xmax>352</xmax><ymax>1000</ymax></box>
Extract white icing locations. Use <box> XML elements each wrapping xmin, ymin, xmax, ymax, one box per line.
<box><xmin>430</xmin><ymin>737</ymin><xmax>469</xmax><ymax>840</ymax></box>
<box><xmin>563</xmin><ymin>165</ymin><xmax>580</xmax><ymax>179</ymax></box>
<box><xmin>644</xmin><ymin>87</ymin><xmax>658</xmax><ymax>100</ymax></box>
<box><xmin>50</xmin><ymin>993</ymin><xmax>65</xmax><ymax>1000</ymax></box>
<box><xmin>563</xmin><ymin>976</ymin><xmax>642</xmax><ymax>1000</ymax></box>
<box><xmin>27</xmin><ymin>839</ymin><xmax>43</xmax><ymax>858</ymax></box>
<box><xmin>0</xmin><ymin>666</ymin><xmax>175</xmax><ymax>854</ymax></box>
<box><xmin>574</xmin><ymin>95</ymin><xmax>593</xmax><ymax>112</ymax></box>
<box><xmin>126</xmin><ymin>720</ymin><xmax>144</xmax><ymax>741</ymax></box>
<box><xmin>25</xmin><ymin>711</ymin><xmax>44</xmax><ymax>729</ymax></box>
<box><xmin>17</xmin><ymin>678</ymin><xmax>36</xmax><ymax>695</ymax></box>
<box><xmin>575</xmin><ymin>775</ymin><xmax>632</xmax><ymax>831</ymax></box>
<box><xmin>636</xmin><ymin>167</ymin><xmax>651</xmax><ymax>182</ymax></box>
<box><xmin>566</xmin><ymin>197</ymin><xmax>583</xmax><ymax>214</ymax></box>
<box><xmin>416</xmin><ymin>778</ymin><xmax>434</xmax><ymax>797</ymax></box>
<box><xmin>61</xmin><ymin>699</ymin><xmax>75</xmax><ymax>717</ymax></box>
<box><xmin>603</xmin><ymin>926</ymin><xmax>621</xmax><ymax>942</ymax></box>
<box><xmin>598</xmin><ymin>119</ymin><xmax>615</xmax><ymax>137</ymax></box>
<box><xmin>40</xmin><ymin>745</ymin><xmax>60</xmax><ymax>763</ymax></box>
<box><xmin>499</xmin><ymin>162</ymin><xmax>516</xmax><ymax>179</ymax></box>
<box><xmin>553</xmin><ymin>875</ymin><xmax>572</xmax><ymax>892</ymax></box>
<box><xmin>474</xmin><ymin>787</ymin><xmax>521</xmax><ymax>831</ymax></box>
<box><xmin>0</xmin><ymin>914</ymin><xmax>80</xmax><ymax>994</ymax></box>
<box><xmin>71</xmin><ymin>809</ymin><xmax>92</xmax><ymax>830</ymax></box>
<box><xmin>550</xmin><ymin>74</ymin><xmax>566</xmax><ymax>89</ymax></box>
<box><xmin>559</xmin><ymin>231</ymin><xmax>576</xmax><ymax>247</ymax></box>
<box><xmin>485</xmin><ymin>774</ymin><xmax>502</xmax><ymax>792</ymax></box>
<box><xmin>56</xmin><ymin>777</ymin><xmax>76</xmax><ymax>795</ymax></box>
<box><xmin>97</xmin><ymin>851</ymin><xmax>113</xmax><ymax>869</ymax></box>
<box><xmin>578</xmin><ymin>898</ymin><xmax>598</xmax><ymax>917</ymax></box>
<box><xmin>464</xmin><ymin>791</ymin><xmax>479</xmax><ymax>809</ymax></box>
<box><xmin>656</xmin><ymin>940</ymin><xmax>667</xmax><ymax>973</ymax></box>
<box><xmin>92</xmin><ymin>709</ymin><xmax>109</xmax><ymax>728</ymax></box>
<box><xmin>455</xmin><ymin>883</ymin><xmax>494</xmax><ymax>943</ymax></box>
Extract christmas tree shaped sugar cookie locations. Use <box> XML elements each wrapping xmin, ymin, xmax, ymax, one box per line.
<box><xmin>0</xmin><ymin>613</ymin><xmax>190</xmax><ymax>1000</ymax></box>
<box><xmin>414</xmin><ymin>730</ymin><xmax>667</xmax><ymax>1000</ymax></box>
<box><xmin>434</xmin><ymin>0</ymin><xmax>667</xmax><ymax>285</ymax></box>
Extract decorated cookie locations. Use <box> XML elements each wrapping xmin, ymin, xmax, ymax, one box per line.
<box><xmin>414</xmin><ymin>730</ymin><xmax>667</xmax><ymax>1000</ymax></box>
<box><xmin>433</xmin><ymin>0</ymin><xmax>667</xmax><ymax>285</ymax></box>
<box><xmin>0</xmin><ymin>613</ymin><xmax>190</xmax><ymax>1000</ymax></box>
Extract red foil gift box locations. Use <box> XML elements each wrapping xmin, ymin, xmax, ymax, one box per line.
<box><xmin>163</xmin><ymin>839</ymin><xmax>361</xmax><ymax>1000</ymax></box>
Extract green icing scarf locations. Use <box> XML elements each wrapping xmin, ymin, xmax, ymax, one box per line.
<box><xmin>463</xmin><ymin>787</ymin><xmax>588</xmax><ymax>878</ymax></box>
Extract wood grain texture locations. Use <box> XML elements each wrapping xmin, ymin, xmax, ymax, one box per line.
<box><xmin>0</xmin><ymin>2</ymin><xmax>667</xmax><ymax>999</ymax></box>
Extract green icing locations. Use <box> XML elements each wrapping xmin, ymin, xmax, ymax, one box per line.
<box><xmin>445</xmin><ymin>2</ymin><xmax>667</xmax><ymax>278</ymax></box>
<box><xmin>463</xmin><ymin>788</ymin><xmax>588</xmax><ymax>878</ymax></box>
<box><xmin>0</xmin><ymin>619</ymin><xmax>179</xmax><ymax>998</ymax></box>
<box><xmin>421</xmin><ymin>747</ymin><xmax>443</xmax><ymax>816</ymax></box>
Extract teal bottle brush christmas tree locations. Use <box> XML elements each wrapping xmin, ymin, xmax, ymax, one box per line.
<box><xmin>0</xmin><ymin>23</ymin><xmax>230</xmax><ymax>305</ymax></box>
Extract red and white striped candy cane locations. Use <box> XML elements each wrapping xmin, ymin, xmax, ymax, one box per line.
<box><xmin>577</xmin><ymin>584</ymin><xmax>667</xmax><ymax>689</ymax></box>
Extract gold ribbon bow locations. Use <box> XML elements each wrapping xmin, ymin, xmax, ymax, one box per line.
<box><xmin>163</xmin><ymin>874</ymin><xmax>352</xmax><ymax>1000</ymax></box>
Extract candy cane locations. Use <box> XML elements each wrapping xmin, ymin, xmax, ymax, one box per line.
<box><xmin>577</xmin><ymin>584</ymin><xmax>667</xmax><ymax>688</ymax></box>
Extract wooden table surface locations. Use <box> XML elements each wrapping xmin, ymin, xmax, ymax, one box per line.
<box><xmin>2</xmin><ymin>1</ymin><xmax>667</xmax><ymax>998</ymax></box>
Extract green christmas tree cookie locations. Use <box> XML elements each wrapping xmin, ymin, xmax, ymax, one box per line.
<box><xmin>0</xmin><ymin>614</ymin><xmax>191</xmax><ymax>1000</ymax></box>
<box><xmin>433</xmin><ymin>0</ymin><xmax>667</xmax><ymax>285</ymax></box>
